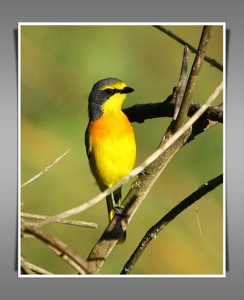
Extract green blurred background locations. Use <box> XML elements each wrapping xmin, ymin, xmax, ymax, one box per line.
<box><xmin>20</xmin><ymin>24</ymin><xmax>224</xmax><ymax>275</ymax></box>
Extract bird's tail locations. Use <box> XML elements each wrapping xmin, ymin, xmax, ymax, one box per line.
<box><xmin>106</xmin><ymin>188</ymin><xmax>126</xmax><ymax>243</ymax></box>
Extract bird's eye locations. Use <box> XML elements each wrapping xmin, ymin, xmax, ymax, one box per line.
<box><xmin>104</xmin><ymin>88</ymin><xmax>114</xmax><ymax>95</ymax></box>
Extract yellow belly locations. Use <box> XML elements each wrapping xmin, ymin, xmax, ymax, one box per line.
<box><xmin>88</xmin><ymin>112</ymin><xmax>136</xmax><ymax>190</ymax></box>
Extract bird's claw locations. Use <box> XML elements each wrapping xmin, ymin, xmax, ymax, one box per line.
<box><xmin>113</xmin><ymin>205</ymin><xmax>125</xmax><ymax>216</ymax></box>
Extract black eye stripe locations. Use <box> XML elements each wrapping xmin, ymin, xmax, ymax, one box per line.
<box><xmin>102</xmin><ymin>86</ymin><xmax>134</xmax><ymax>96</ymax></box>
<box><xmin>103</xmin><ymin>88</ymin><xmax>120</xmax><ymax>95</ymax></box>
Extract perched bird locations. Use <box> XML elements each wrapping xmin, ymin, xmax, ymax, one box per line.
<box><xmin>85</xmin><ymin>78</ymin><xmax>136</xmax><ymax>242</ymax></box>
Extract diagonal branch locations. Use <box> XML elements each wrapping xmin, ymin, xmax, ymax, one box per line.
<box><xmin>21</xmin><ymin>256</ymin><xmax>52</xmax><ymax>275</ymax></box>
<box><xmin>153</xmin><ymin>25</ymin><xmax>223</xmax><ymax>71</ymax></box>
<box><xmin>21</xmin><ymin>149</ymin><xmax>71</xmax><ymax>188</ymax></box>
<box><xmin>21</xmin><ymin>222</ymin><xmax>92</xmax><ymax>275</ymax></box>
<box><xmin>121</xmin><ymin>174</ymin><xmax>223</xmax><ymax>274</ymax></box>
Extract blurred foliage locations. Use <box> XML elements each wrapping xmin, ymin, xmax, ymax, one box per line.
<box><xmin>20</xmin><ymin>24</ymin><xmax>224</xmax><ymax>275</ymax></box>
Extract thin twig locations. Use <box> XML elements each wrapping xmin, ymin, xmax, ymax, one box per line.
<box><xmin>153</xmin><ymin>25</ymin><xmax>223</xmax><ymax>72</ymax></box>
<box><xmin>22</xmin><ymin>222</ymin><xmax>92</xmax><ymax>274</ymax></box>
<box><xmin>195</xmin><ymin>203</ymin><xmax>203</xmax><ymax>238</ymax></box>
<box><xmin>21</xmin><ymin>256</ymin><xmax>52</xmax><ymax>275</ymax></box>
<box><xmin>21</xmin><ymin>149</ymin><xmax>71</xmax><ymax>188</ymax></box>
<box><xmin>121</xmin><ymin>174</ymin><xmax>223</xmax><ymax>274</ymax></box>
<box><xmin>21</xmin><ymin>212</ymin><xmax>98</xmax><ymax>229</ymax></box>
<box><xmin>21</xmin><ymin>257</ymin><xmax>37</xmax><ymax>275</ymax></box>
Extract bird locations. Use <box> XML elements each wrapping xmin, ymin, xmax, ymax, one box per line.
<box><xmin>85</xmin><ymin>78</ymin><xmax>136</xmax><ymax>243</ymax></box>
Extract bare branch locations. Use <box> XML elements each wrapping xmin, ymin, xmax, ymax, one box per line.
<box><xmin>171</xmin><ymin>25</ymin><xmax>212</xmax><ymax>132</ymax></box>
<box><xmin>123</xmin><ymin>99</ymin><xmax>223</xmax><ymax>124</ymax></box>
<box><xmin>121</xmin><ymin>174</ymin><xmax>223</xmax><ymax>274</ymax></box>
<box><xmin>21</xmin><ymin>212</ymin><xmax>98</xmax><ymax>229</ymax></box>
<box><xmin>173</xmin><ymin>45</ymin><xmax>188</xmax><ymax>120</ymax></box>
<box><xmin>22</xmin><ymin>222</ymin><xmax>92</xmax><ymax>275</ymax></box>
<box><xmin>21</xmin><ymin>256</ymin><xmax>52</xmax><ymax>275</ymax></box>
<box><xmin>21</xmin><ymin>149</ymin><xmax>71</xmax><ymax>188</ymax></box>
<box><xmin>153</xmin><ymin>25</ymin><xmax>223</xmax><ymax>72</ymax></box>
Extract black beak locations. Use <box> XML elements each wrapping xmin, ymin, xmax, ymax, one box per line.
<box><xmin>121</xmin><ymin>86</ymin><xmax>134</xmax><ymax>94</ymax></box>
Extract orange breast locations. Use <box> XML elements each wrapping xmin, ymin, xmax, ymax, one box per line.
<box><xmin>88</xmin><ymin>112</ymin><xmax>136</xmax><ymax>190</ymax></box>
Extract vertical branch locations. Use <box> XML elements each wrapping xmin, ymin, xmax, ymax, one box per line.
<box><xmin>171</xmin><ymin>25</ymin><xmax>212</xmax><ymax>133</ymax></box>
<box><xmin>173</xmin><ymin>45</ymin><xmax>188</xmax><ymax>120</ymax></box>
